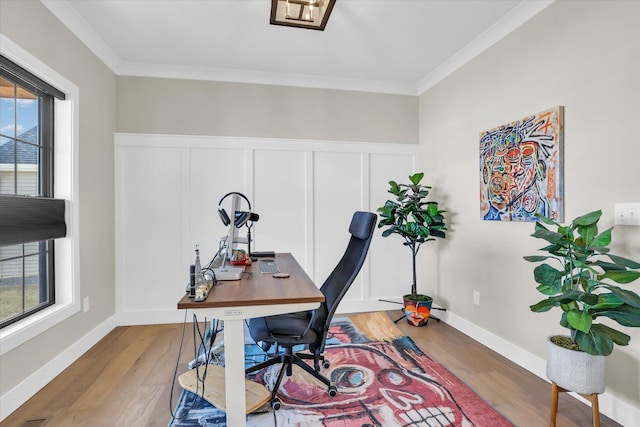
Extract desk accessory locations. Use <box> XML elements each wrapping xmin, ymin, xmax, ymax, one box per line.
<box><xmin>259</xmin><ymin>259</ymin><xmax>280</xmax><ymax>274</ymax></box>
<box><xmin>251</xmin><ymin>251</ymin><xmax>275</xmax><ymax>258</ymax></box>
<box><xmin>188</xmin><ymin>265</ymin><xmax>196</xmax><ymax>298</ymax></box>
<box><xmin>213</xmin><ymin>192</ymin><xmax>258</xmax><ymax>280</ymax></box>
<box><xmin>194</xmin><ymin>282</ymin><xmax>212</xmax><ymax>302</ymax></box>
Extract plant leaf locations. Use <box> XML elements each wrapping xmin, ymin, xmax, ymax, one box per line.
<box><xmin>577</xmin><ymin>223</ymin><xmax>598</xmax><ymax>246</ymax></box>
<box><xmin>599</xmin><ymin>284</ymin><xmax>640</xmax><ymax>308</ymax></box>
<box><xmin>590</xmin><ymin>228</ymin><xmax>612</xmax><ymax>247</ymax></box>
<box><xmin>573</xmin><ymin>210</ymin><xmax>602</xmax><ymax>226</ymax></box>
<box><xmin>524</xmin><ymin>255</ymin><xmax>555</xmax><ymax>263</ymax></box>
<box><xmin>607</xmin><ymin>254</ymin><xmax>640</xmax><ymax>269</ymax></box>
<box><xmin>588</xmin><ymin>293</ymin><xmax>624</xmax><ymax>310</ymax></box>
<box><xmin>533</xmin><ymin>264</ymin><xmax>562</xmax><ymax>289</ymax></box>
<box><xmin>599</xmin><ymin>270</ymin><xmax>640</xmax><ymax>284</ymax></box>
<box><xmin>531</xmin><ymin>228</ymin><xmax>566</xmax><ymax>245</ymax></box>
<box><xmin>594</xmin><ymin>304</ymin><xmax>640</xmax><ymax>327</ymax></box>
<box><xmin>530</xmin><ymin>298</ymin><xmax>557</xmax><ymax>312</ymax></box>
<box><xmin>591</xmin><ymin>260</ymin><xmax>626</xmax><ymax>272</ymax></box>
<box><xmin>536</xmin><ymin>283</ymin><xmax>560</xmax><ymax>296</ymax></box>
<box><xmin>567</xmin><ymin>309</ymin><xmax>592</xmax><ymax>333</ymax></box>
<box><xmin>575</xmin><ymin>328</ymin><xmax>614</xmax><ymax>356</ymax></box>
<box><xmin>592</xmin><ymin>323</ymin><xmax>630</xmax><ymax>346</ymax></box>
<box><xmin>409</xmin><ymin>173</ymin><xmax>423</xmax><ymax>185</ymax></box>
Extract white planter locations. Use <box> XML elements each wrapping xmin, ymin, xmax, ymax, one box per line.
<box><xmin>546</xmin><ymin>335</ymin><xmax>606</xmax><ymax>395</ymax></box>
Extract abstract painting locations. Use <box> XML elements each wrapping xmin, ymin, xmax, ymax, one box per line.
<box><xmin>480</xmin><ymin>106</ymin><xmax>564</xmax><ymax>222</ymax></box>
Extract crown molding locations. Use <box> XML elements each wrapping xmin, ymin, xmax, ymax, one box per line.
<box><xmin>41</xmin><ymin>0</ymin><xmax>554</xmax><ymax>96</ymax></box>
<box><xmin>117</xmin><ymin>61</ymin><xmax>418</xmax><ymax>95</ymax></box>
<box><xmin>416</xmin><ymin>0</ymin><xmax>555</xmax><ymax>95</ymax></box>
<box><xmin>41</xmin><ymin>0</ymin><xmax>124</xmax><ymax>73</ymax></box>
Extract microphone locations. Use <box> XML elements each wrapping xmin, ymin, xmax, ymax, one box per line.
<box><xmin>234</xmin><ymin>211</ymin><xmax>259</xmax><ymax>227</ymax></box>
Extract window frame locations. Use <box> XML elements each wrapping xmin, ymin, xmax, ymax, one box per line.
<box><xmin>0</xmin><ymin>34</ymin><xmax>80</xmax><ymax>355</ymax></box>
<box><xmin>0</xmin><ymin>63</ymin><xmax>58</xmax><ymax>328</ymax></box>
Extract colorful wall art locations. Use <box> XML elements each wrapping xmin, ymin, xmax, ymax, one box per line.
<box><xmin>480</xmin><ymin>106</ymin><xmax>564</xmax><ymax>222</ymax></box>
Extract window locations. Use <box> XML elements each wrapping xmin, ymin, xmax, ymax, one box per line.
<box><xmin>0</xmin><ymin>36</ymin><xmax>78</xmax><ymax>356</ymax></box>
<box><xmin>0</xmin><ymin>55</ymin><xmax>66</xmax><ymax>329</ymax></box>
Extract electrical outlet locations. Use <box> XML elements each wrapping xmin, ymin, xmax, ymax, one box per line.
<box><xmin>614</xmin><ymin>203</ymin><xmax>640</xmax><ymax>226</ymax></box>
<box><xmin>473</xmin><ymin>291</ymin><xmax>480</xmax><ymax>306</ymax></box>
<box><xmin>83</xmin><ymin>297</ymin><xmax>90</xmax><ymax>313</ymax></box>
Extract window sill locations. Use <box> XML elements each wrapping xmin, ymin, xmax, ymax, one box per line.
<box><xmin>0</xmin><ymin>299</ymin><xmax>80</xmax><ymax>356</ymax></box>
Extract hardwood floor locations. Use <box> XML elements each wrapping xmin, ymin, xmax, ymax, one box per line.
<box><xmin>1</xmin><ymin>310</ymin><xmax>621</xmax><ymax>427</ymax></box>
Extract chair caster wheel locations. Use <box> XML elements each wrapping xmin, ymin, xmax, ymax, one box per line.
<box><xmin>271</xmin><ymin>398</ymin><xmax>282</xmax><ymax>410</ymax></box>
<box><xmin>328</xmin><ymin>385</ymin><xmax>337</xmax><ymax>397</ymax></box>
<box><xmin>322</xmin><ymin>360</ymin><xmax>330</xmax><ymax>369</ymax></box>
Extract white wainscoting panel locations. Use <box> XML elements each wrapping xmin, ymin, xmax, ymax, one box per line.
<box><xmin>115</xmin><ymin>134</ymin><xmax>418</xmax><ymax>324</ymax></box>
<box><xmin>116</xmin><ymin>146</ymin><xmax>186</xmax><ymax>314</ymax></box>
<box><xmin>253</xmin><ymin>149</ymin><xmax>308</xmax><ymax>269</ymax></box>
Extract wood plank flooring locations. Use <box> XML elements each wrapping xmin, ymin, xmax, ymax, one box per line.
<box><xmin>1</xmin><ymin>310</ymin><xmax>622</xmax><ymax>427</ymax></box>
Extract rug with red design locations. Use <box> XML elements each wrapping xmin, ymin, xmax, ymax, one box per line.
<box><xmin>169</xmin><ymin>311</ymin><xmax>513</xmax><ymax>426</ymax></box>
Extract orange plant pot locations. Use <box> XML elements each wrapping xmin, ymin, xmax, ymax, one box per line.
<box><xmin>403</xmin><ymin>295</ymin><xmax>433</xmax><ymax>327</ymax></box>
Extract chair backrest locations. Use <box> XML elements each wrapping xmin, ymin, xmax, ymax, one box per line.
<box><xmin>309</xmin><ymin>211</ymin><xmax>377</xmax><ymax>354</ymax></box>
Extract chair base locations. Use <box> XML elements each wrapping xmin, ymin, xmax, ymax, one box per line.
<box><xmin>246</xmin><ymin>347</ymin><xmax>336</xmax><ymax>409</ymax></box>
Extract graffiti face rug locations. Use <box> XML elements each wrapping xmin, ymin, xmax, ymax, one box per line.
<box><xmin>169</xmin><ymin>312</ymin><xmax>513</xmax><ymax>426</ymax></box>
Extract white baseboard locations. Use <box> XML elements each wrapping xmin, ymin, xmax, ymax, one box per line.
<box><xmin>337</xmin><ymin>298</ymin><xmax>404</xmax><ymax>315</ymax></box>
<box><xmin>3</xmin><ymin>303</ymin><xmax>638</xmax><ymax>426</ymax></box>
<box><xmin>438</xmin><ymin>308</ymin><xmax>548</xmax><ymax>378</ymax></box>
<box><xmin>117</xmin><ymin>309</ymin><xmax>190</xmax><ymax>326</ymax></box>
<box><xmin>439</xmin><ymin>309</ymin><xmax>640</xmax><ymax>427</ymax></box>
<box><xmin>0</xmin><ymin>314</ymin><xmax>118</xmax><ymax>421</ymax></box>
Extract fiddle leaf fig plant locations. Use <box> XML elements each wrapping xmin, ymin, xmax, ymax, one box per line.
<box><xmin>525</xmin><ymin>210</ymin><xmax>640</xmax><ymax>356</ymax></box>
<box><xmin>377</xmin><ymin>172</ymin><xmax>446</xmax><ymax>300</ymax></box>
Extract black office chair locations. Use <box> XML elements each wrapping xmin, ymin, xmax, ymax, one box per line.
<box><xmin>245</xmin><ymin>211</ymin><xmax>376</xmax><ymax>410</ymax></box>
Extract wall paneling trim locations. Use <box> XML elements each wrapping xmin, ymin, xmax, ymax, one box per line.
<box><xmin>115</xmin><ymin>134</ymin><xmax>419</xmax><ymax>325</ymax></box>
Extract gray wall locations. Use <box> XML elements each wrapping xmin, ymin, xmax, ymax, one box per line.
<box><xmin>0</xmin><ymin>0</ymin><xmax>116</xmax><ymax>396</ymax></box>
<box><xmin>419</xmin><ymin>0</ymin><xmax>640</xmax><ymax>412</ymax></box>
<box><xmin>117</xmin><ymin>76</ymin><xmax>418</xmax><ymax>144</ymax></box>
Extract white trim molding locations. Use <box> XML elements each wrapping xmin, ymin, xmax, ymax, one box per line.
<box><xmin>41</xmin><ymin>0</ymin><xmax>555</xmax><ymax>96</ymax></box>
<box><xmin>0</xmin><ymin>315</ymin><xmax>117</xmax><ymax>420</ymax></box>
<box><xmin>440</xmin><ymin>308</ymin><xmax>640</xmax><ymax>427</ymax></box>
<box><xmin>114</xmin><ymin>133</ymin><xmax>419</xmax><ymax>326</ymax></box>
<box><xmin>0</xmin><ymin>35</ymin><xmax>81</xmax><ymax>356</ymax></box>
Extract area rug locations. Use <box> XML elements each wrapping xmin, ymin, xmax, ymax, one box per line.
<box><xmin>169</xmin><ymin>312</ymin><xmax>513</xmax><ymax>426</ymax></box>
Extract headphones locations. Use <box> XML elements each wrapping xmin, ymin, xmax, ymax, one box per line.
<box><xmin>217</xmin><ymin>192</ymin><xmax>259</xmax><ymax>228</ymax></box>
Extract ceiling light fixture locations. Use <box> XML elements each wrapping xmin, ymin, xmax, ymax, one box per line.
<box><xmin>270</xmin><ymin>0</ymin><xmax>336</xmax><ymax>31</ymax></box>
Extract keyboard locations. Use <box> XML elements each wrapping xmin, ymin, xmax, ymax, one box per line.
<box><xmin>259</xmin><ymin>259</ymin><xmax>280</xmax><ymax>274</ymax></box>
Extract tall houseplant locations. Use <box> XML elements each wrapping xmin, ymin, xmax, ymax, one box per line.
<box><xmin>377</xmin><ymin>173</ymin><xmax>446</xmax><ymax>326</ymax></box>
<box><xmin>525</xmin><ymin>210</ymin><xmax>640</xmax><ymax>394</ymax></box>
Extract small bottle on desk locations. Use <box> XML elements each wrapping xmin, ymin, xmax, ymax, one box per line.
<box><xmin>194</xmin><ymin>245</ymin><xmax>204</xmax><ymax>285</ymax></box>
<box><xmin>189</xmin><ymin>264</ymin><xmax>196</xmax><ymax>298</ymax></box>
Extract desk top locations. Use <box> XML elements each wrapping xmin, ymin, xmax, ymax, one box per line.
<box><xmin>177</xmin><ymin>253</ymin><xmax>324</xmax><ymax>310</ymax></box>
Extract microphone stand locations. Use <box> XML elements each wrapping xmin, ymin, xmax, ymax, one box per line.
<box><xmin>246</xmin><ymin>222</ymin><xmax>256</xmax><ymax>261</ymax></box>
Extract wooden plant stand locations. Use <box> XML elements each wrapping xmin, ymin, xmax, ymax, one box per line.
<box><xmin>550</xmin><ymin>381</ymin><xmax>600</xmax><ymax>427</ymax></box>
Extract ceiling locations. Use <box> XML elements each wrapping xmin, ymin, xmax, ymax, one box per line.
<box><xmin>42</xmin><ymin>0</ymin><xmax>554</xmax><ymax>95</ymax></box>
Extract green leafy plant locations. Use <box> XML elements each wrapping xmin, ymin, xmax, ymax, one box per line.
<box><xmin>377</xmin><ymin>172</ymin><xmax>446</xmax><ymax>300</ymax></box>
<box><xmin>525</xmin><ymin>210</ymin><xmax>640</xmax><ymax>356</ymax></box>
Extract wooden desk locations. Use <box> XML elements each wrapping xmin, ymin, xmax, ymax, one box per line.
<box><xmin>177</xmin><ymin>253</ymin><xmax>324</xmax><ymax>427</ymax></box>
